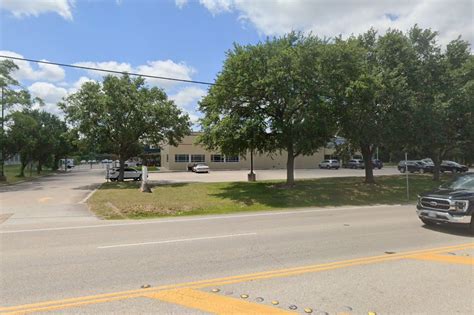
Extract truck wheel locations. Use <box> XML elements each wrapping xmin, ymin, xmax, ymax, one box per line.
<box><xmin>420</xmin><ymin>168</ymin><xmax>425</xmax><ymax>174</ymax></box>
<box><xmin>400</xmin><ymin>168</ymin><xmax>405</xmax><ymax>173</ymax></box>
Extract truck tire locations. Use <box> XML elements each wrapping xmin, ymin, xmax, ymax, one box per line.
<box><xmin>400</xmin><ymin>168</ymin><xmax>405</xmax><ymax>173</ymax></box>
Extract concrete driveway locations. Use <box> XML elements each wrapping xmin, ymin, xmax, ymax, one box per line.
<box><xmin>148</xmin><ymin>167</ymin><xmax>401</xmax><ymax>183</ymax></box>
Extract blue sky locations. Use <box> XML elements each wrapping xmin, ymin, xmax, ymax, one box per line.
<box><xmin>0</xmin><ymin>0</ymin><xmax>472</xmax><ymax>124</ymax></box>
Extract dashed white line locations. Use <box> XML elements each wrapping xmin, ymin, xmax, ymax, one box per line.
<box><xmin>97</xmin><ymin>232</ymin><xmax>258</xmax><ymax>249</ymax></box>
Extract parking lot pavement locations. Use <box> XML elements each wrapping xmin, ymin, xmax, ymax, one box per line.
<box><xmin>0</xmin><ymin>167</ymin><xmax>105</xmax><ymax>226</ymax></box>
<box><xmin>148</xmin><ymin>167</ymin><xmax>401</xmax><ymax>183</ymax></box>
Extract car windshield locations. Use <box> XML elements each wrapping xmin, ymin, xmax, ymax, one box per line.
<box><xmin>439</xmin><ymin>175</ymin><xmax>474</xmax><ymax>191</ymax></box>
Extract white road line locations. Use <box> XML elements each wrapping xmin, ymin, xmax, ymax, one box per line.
<box><xmin>79</xmin><ymin>184</ymin><xmax>102</xmax><ymax>204</ymax></box>
<box><xmin>98</xmin><ymin>232</ymin><xmax>258</xmax><ymax>249</ymax></box>
<box><xmin>0</xmin><ymin>204</ymin><xmax>404</xmax><ymax>234</ymax></box>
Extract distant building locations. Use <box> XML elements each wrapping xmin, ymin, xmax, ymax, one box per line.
<box><xmin>160</xmin><ymin>132</ymin><xmax>336</xmax><ymax>171</ymax></box>
<box><xmin>5</xmin><ymin>154</ymin><xmax>21</xmax><ymax>165</ymax></box>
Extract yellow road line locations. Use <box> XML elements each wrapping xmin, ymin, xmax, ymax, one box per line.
<box><xmin>145</xmin><ymin>288</ymin><xmax>294</xmax><ymax>314</ymax></box>
<box><xmin>37</xmin><ymin>197</ymin><xmax>52</xmax><ymax>203</ymax></box>
<box><xmin>411</xmin><ymin>253</ymin><xmax>474</xmax><ymax>265</ymax></box>
<box><xmin>2</xmin><ymin>242</ymin><xmax>473</xmax><ymax>314</ymax></box>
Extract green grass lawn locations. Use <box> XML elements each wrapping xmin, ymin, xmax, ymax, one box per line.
<box><xmin>1</xmin><ymin>165</ymin><xmax>55</xmax><ymax>185</ymax></box>
<box><xmin>88</xmin><ymin>175</ymin><xmax>450</xmax><ymax>219</ymax></box>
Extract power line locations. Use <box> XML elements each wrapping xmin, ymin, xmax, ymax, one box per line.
<box><xmin>0</xmin><ymin>55</ymin><xmax>217</xmax><ymax>86</ymax></box>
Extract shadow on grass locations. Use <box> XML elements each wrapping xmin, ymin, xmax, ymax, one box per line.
<box><xmin>99</xmin><ymin>181</ymin><xmax>189</xmax><ymax>190</ymax></box>
<box><xmin>210</xmin><ymin>175</ymin><xmax>443</xmax><ymax>209</ymax></box>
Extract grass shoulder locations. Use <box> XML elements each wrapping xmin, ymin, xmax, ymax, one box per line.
<box><xmin>0</xmin><ymin>165</ymin><xmax>55</xmax><ymax>185</ymax></box>
<box><xmin>88</xmin><ymin>174</ymin><xmax>449</xmax><ymax>220</ymax></box>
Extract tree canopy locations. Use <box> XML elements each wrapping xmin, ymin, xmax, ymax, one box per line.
<box><xmin>61</xmin><ymin>74</ymin><xmax>191</xmax><ymax>181</ymax></box>
<box><xmin>199</xmin><ymin>33</ymin><xmax>335</xmax><ymax>186</ymax></box>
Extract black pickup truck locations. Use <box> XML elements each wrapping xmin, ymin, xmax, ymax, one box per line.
<box><xmin>417</xmin><ymin>173</ymin><xmax>474</xmax><ymax>234</ymax></box>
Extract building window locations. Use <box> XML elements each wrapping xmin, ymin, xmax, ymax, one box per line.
<box><xmin>175</xmin><ymin>154</ymin><xmax>189</xmax><ymax>163</ymax></box>
<box><xmin>226</xmin><ymin>155</ymin><xmax>239</xmax><ymax>162</ymax></box>
<box><xmin>191</xmin><ymin>154</ymin><xmax>205</xmax><ymax>163</ymax></box>
<box><xmin>211</xmin><ymin>154</ymin><xmax>224</xmax><ymax>162</ymax></box>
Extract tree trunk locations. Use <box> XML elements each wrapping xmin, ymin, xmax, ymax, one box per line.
<box><xmin>433</xmin><ymin>153</ymin><xmax>441</xmax><ymax>181</ymax></box>
<box><xmin>250</xmin><ymin>150</ymin><xmax>254</xmax><ymax>174</ymax></box>
<box><xmin>286</xmin><ymin>146</ymin><xmax>295</xmax><ymax>187</ymax></box>
<box><xmin>361</xmin><ymin>143</ymin><xmax>375</xmax><ymax>184</ymax></box>
<box><xmin>37</xmin><ymin>162</ymin><xmax>42</xmax><ymax>174</ymax></box>
<box><xmin>53</xmin><ymin>157</ymin><xmax>59</xmax><ymax>171</ymax></box>
<box><xmin>118</xmin><ymin>156</ymin><xmax>125</xmax><ymax>182</ymax></box>
<box><xmin>19</xmin><ymin>161</ymin><xmax>27</xmax><ymax>177</ymax></box>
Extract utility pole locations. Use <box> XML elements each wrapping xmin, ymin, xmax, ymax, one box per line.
<box><xmin>0</xmin><ymin>86</ymin><xmax>6</xmax><ymax>181</ymax></box>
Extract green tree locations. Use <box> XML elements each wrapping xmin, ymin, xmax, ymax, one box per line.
<box><xmin>6</xmin><ymin>111</ymin><xmax>38</xmax><ymax>177</ymax></box>
<box><xmin>320</xmin><ymin>30</ymin><xmax>412</xmax><ymax>183</ymax></box>
<box><xmin>406</xmin><ymin>27</ymin><xmax>473</xmax><ymax>180</ymax></box>
<box><xmin>199</xmin><ymin>33</ymin><xmax>334</xmax><ymax>186</ymax></box>
<box><xmin>0</xmin><ymin>60</ymin><xmax>34</xmax><ymax>180</ymax></box>
<box><xmin>61</xmin><ymin>74</ymin><xmax>191</xmax><ymax>181</ymax></box>
<box><xmin>29</xmin><ymin>110</ymin><xmax>70</xmax><ymax>173</ymax></box>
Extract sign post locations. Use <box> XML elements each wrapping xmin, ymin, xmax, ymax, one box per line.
<box><xmin>405</xmin><ymin>152</ymin><xmax>409</xmax><ymax>201</ymax></box>
<box><xmin>140</xmin><ymin>165</ymin><xmax>151</xmax><ymax>193</ymax></box>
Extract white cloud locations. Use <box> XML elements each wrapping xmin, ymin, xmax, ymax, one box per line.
<box><xmin>187</xmin><ymin>0</ymin><xmax>473</xmax><ymax>46</ymax></box>
<box><xmin>175</xmin><ymin>0</ymin><xmax>188</xmax><ymax>9</ymax></box>
<box><xmin>29</xmin><ymin>82</ymin><xmax>68</xmax><ymax>104</ymax></box>
<box><xmin>73</xmin><ymin>59</ymin><xmax>196</xmax><ymax>89</ymax></box>
<box><xmin>169</xmin><ymin>86</ymin><xmax>207</xmax><ymax>109</ymax></box>
<box><xmin>0</xmin><ymin>0</ymin><xmax>74</xmax><ymax>20</ymax></box>
<box><xmin>199</xmin><ymin>0</ymin><xmax>232</xmax><ymax>14</ymax></box>
<box><xmin>28</xmin><ymin>82</ymin><xmax>69</xmax><ymax>116</ymax></box>
<box><xmin>0</xmin><ymin>51</ymin><xmax>65</xmax><ymax>82</ymax></box>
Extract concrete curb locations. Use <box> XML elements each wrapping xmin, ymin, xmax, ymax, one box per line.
<box><xmin>79</xmin><ymin>183</ymin><xmax>103</xmax><ymax>204</ymax></box>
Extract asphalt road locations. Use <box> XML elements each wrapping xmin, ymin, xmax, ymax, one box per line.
<box><xmin>0</xmin><ymin>169</ymin><xmax>473</xmax><ymax>314</ymax></box>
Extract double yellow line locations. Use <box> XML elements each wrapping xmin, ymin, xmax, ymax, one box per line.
<box><xmin>2</xmin><ymin>242</ymin><xmax>473</xmax><ymax>314</ymax></box>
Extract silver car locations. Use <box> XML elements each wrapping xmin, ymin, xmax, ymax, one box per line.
<box><xmin>318</xmin><ymin>159</ymin><xmax>340</xmax><ymax>169</ymax></box>
<box><xmin>192</xmin><ymin>163</ymin><xmax>210</xmax><ymax>173</ymax></box>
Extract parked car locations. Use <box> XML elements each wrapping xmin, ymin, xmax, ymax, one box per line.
<box><xmin>346</xmin><ymin>159</ymin><xmax>364</xmax><ymax>169</ymax></box>
<box><xmin>192</xmin><ymin>163</ymin><xmax>209</xmax><ymax>173</ymax></box>
<box><xmin>440</xmin><ymin>161</ymin><xmax>469</xmax><ymax>173</ymax></box>
<box><xmin>106</xmin><ymin>167</ymin><xmax>143</xmax><ymax>181</ymax></box>
<box><xmin>417</xmin><ymin>173</ymin><xmax>474</xmax><ymax>234</ymax></box>
<box><xmin>421</xmin><ymin>158</ymin><xmax>434</xmax><ymax>166</ymax></box>
<box><xmin>372</xmin><ymin>159</ymin><xmax>383</xmax><ymax>169</ymax></box>
<box><xmin>398</xmin><ymin>160</ymin><xmax>431</xmax><ymax>173</ymax></box>
<box><xmin>318</xmin><ymin>159</ymin><xmax>340</xmax><ymax>169</ymax></box>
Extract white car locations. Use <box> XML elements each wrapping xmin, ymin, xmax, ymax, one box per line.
<box><xmin>192</xmin><ymin>163</ymin><xmax>209</xmax><ymax>173</ymax></box>
<box><xmin>106</xmin><ymin>167</ymin><xmax>143</xmax><ymax>181</ymax></box>
<box><xmin>318</xmin><ymin>159</ymin><xmax>340</xmax><ymax>169</ymax></box>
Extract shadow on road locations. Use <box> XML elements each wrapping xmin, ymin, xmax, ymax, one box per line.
<box><xmin>73</xmin><ymin>184</ymin><xmax>102</xmax><ymax>190</ymax></box>
<box><xmin>422</xmin><ymin>223</ymin><xmax>473</xmax><ymax>237</ymax></box>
